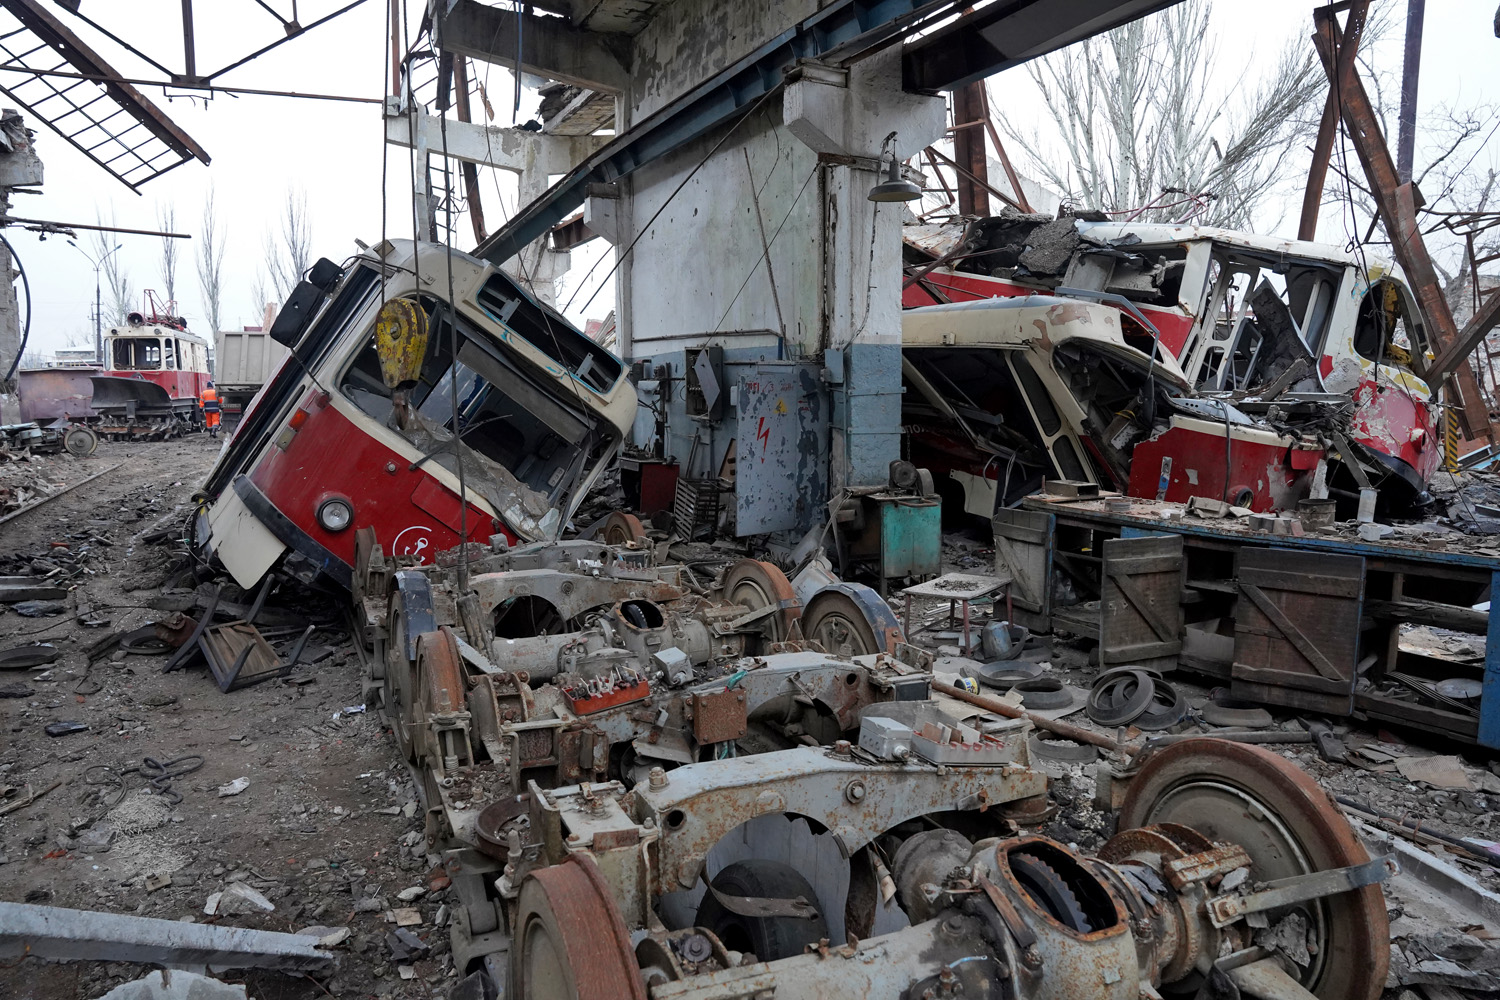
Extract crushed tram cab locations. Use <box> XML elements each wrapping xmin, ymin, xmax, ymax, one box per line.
<box><xmin>195</xmin><ymin>240</ymin><xmax>635</xmax><ymax>591</ymax></box>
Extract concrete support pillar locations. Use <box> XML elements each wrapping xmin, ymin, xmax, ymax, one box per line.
<box><xmin>784</xmin><ymin>50</ymin><xmax>944</xmax><ymax>489</ymax></box>
<box><xmin>0</xmin><ymin>112</ymin><xmax>41</xmax><ymax>389</ymax></box>
<box><xmin>385</xmin><ymin>103</ymin><xmax>600</xmax><ymax>305</ymax></box>
<box><xmin>0</xmin><ymin>206</ymin><xmax>17</xmax><ymax>390</ymax></box>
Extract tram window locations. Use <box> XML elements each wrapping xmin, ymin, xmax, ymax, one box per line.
<box><xmin>164</xmin><ymin>339</ymin><xmax>176</xmax><ymax>369</ymax></box>
<box><xmin>1355</xmin><ymin>278</ymin><xmax>1424</xmax><ymax>366</ymax></box>
<box><xmin>475</xmin><ymin>273</ymin><xmax>623</xmax><ymax>392</ymax></box>
<box><xmin>339</xmin><ymin>298</ymin><xmax>613</xmax><ymax>512</ymax></box>
<box><xmin>112</xmin><ymin>337</ymin><xmax>162</xmax><ymax>370</ymax></box>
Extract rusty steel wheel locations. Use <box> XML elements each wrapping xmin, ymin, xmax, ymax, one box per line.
<box><xmin>512</xmin><ymin>854</ymin><xmax>648</xmax><ymax>1000</ymax></box>
<box><xmin>601</xmin><ymin>511</ymin><xmax>647</xmax><ymax>548</ymax></box>
<box><xmin>383</xmin><ymin>589</ymin><xmax>417</xmax><ymax>761</ymax></box>
<box><xmin>64</xmin><ymin>426</ymin><xmax>98</xmax><ymax>457</ymax></box>
<box><xmin>411</xmin><ymin>627</ymin><xmax>466</xmax><ymax>766</ymax></box>
<box><xmin>1118</xmin><ymin>738</ymin><xmax>1388</xmax><ymax>1000</ymax></box>
<box><xmin>722</xmin><ymin>559</ymin><xmax>801</xmax><ymax>646</ymax></box>
<box><xmin>801</xmin><ymin>584</ymin><xmax>904</xmax><ymax>657</ymax></box>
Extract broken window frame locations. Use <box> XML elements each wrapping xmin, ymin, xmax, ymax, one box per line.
<box><xmin>1008</xmin><ymin>351</ymin><xmax>1099</xmax><ymax>485</ymax></box>
<box><xmin>1177</xmin><ymin>245</ymin><xmax>1345</xmax><ymax>394</ymax></box>
<box><xmin>111</xmin><ymin>336</ymin><xmax>163</xmax><ymax>371</ymax></box>
<box><xmin>335</xmin><ymin>293</ymin><xmax>620</xmax><ymax>534</ymax></box>
<box><xmin>1351</xmin><ymin>275</ymin><xmax>1427</xmax><ymax>369</ymax></box>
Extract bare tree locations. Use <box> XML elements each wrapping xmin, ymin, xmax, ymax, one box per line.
<box><xmin>196</xmin><ymin>190</ymin><xmax>227</xmax><ymax>334</ymax></box>
<box><xmin>157</xmin><ymin>203</ymin><xmax>179</xmax><ymax>307</ymax></box>
<box><xmin>998</xmin><ymin>1</ymin><xmax>1333</xmax><ymax>229</ymax></box>
<box><xmin>265</xmin><ymin>188</ymin><xmax>312</xmax><ymax>303</ymax></box>
<box><xmin>1322</xmin><ymin>76</ymin><xmax>1500</xmax><ymax>323</ymax></box>
<box><xmin>92</xmin><ymin>210</ymin><xmax>132</xmax><ymax>323</ymax></box>
<box><xmin>249</xmin><ymin>271</ymin><xmax>272</xmax><ymax>326</ymax></box>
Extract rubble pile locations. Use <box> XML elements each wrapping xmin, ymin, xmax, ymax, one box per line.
<box><xmin>0</xmin><ymin>450</ymin><xmax>69</xmax><ymax>518</ymax></box>
<box><xmin>1432</xmin><ymin>469</ymin><xmax>1500</xmax><ymax>537</ymax></box>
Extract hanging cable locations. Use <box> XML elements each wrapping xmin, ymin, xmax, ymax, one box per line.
<box><xmin>2</xmin><ymin>232</ymin><xmax>32</xmax><ymax>381</ymax></box>
<box><xmin>563</xmin><ymin>85</ymin><xmax>782</xmax><ymax>317</ymax></box>
<box><xmin>708</xmin><ymin>163</ymin><xmax>819</xmax><ymax>340</ymax></box>
<box><xmin>437</xmin><ymin>52</ymin><xmax>471</xmax><ymax>594</ymax></box>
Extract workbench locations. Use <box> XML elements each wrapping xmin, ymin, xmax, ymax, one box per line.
<box><xmin>995</xmin><ymin>495</ymin><xmax>1500</xmax><ymax>748</ymax></box>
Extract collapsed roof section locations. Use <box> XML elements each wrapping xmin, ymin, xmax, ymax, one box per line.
<box><xmin>0</xmin><ymin>0</ymin><xmax>209</xmax><ymax>191</ymax></box>
<box><xmin>441</xmin><ymin>0</ymin><xmax>1190</xmax><ymax>266</ymax></box>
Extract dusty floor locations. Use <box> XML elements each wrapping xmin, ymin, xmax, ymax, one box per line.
<box><xmin>2</xmin><ymin>440</ymin><xmax>1499</xmax><ymax>998</ymax></box>
<box><xmin>0</xmin><ymin>437</ymin><xmax>447</xmax><ymax>1000</ymax></box>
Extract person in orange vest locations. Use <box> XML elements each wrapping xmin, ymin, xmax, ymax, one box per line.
<box><xmin>199</xmin><ymin>381</ymin><xmax>222</xmax><ymax>439</ymax></box>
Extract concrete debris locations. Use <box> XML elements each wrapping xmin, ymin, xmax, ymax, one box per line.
<box><xmin>204</xmin><ymin>882</ymin><xmax>274</xmax><ymax>916</ymax></box>
<box><xmin>215</xmin><ymin>777</ymin><xmax>250</xmax><ymax>798</ymax></box>
<box><xmin>1255</xmin><ymin>910</ymin><xmax>1312</xmax><ymax>967</ymax></box>
<box><xmin>385</xmin><ymin>927</ymin><xmax>428</xmax><ymax>962</ymax></box>
<box><xmin>294</xmin><ymin>925</ymin><xmax>350</xmax><ymax>948</ymax></box>
<box><xmin>94</xmin><ymin>970</ymin><xmax>247</xmax><ymax>1000</ymax></box>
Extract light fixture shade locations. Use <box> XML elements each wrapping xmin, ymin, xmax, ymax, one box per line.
<box><xmin>868</xmin><ymin>154</ymin><xmax>921</xmax><ymax>203</ymax></box>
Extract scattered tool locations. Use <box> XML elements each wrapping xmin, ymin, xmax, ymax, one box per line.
<box><xmin>0</xmin><ymin>780</ymin><xmax>61</xmax><ymax>816</ymax></box>
<box><xmin>1305</xmin><ymin>719</ymin><xmax>1347</xmax><ymax>762</ymax></box>
<box><xmin>934</xmin><ymin>679</ymin><xmax>1134</xmax><ymax>756</ymax></box>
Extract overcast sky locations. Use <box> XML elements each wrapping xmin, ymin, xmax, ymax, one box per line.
<box><xmin>10</xmin><ymin>0</ymin><xmax>1499</xmax><ymax>359</ymax></box>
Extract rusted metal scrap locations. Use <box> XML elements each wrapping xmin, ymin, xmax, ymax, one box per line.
<box><xmin>357</xmin><ymin>528</ymin><xmax>1393</xmax><ymax>999</ymax></box>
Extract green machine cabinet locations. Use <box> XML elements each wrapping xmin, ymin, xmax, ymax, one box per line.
<box><xmin>840</xmin><ymin>492</ymin><xmax>942</xmax><ymax>596</ymax></box>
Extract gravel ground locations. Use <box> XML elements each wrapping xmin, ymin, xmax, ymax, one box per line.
<box><xmin>0</xmin><ymin>437</ymin><xmax>449</xmax><ymax>1000</ymax></box>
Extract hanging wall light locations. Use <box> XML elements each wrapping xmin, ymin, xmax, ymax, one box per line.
<box><xmin>868</xmin><ymin>152</ymin><xmax>921</xmax><ymax>203</ymax></box>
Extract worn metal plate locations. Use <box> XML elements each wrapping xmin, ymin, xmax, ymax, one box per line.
<box><xmin>736</xmin><ymin>368</ymin><xmax>827</xmax><ymax>535</ymax></box>
<box><xmin>1100</xmin><ymin>534</ymin><xmax>1184</xmax><ymax>672</ymax></box>
<box><xmin>16</xmin><ymin>366</ymin><xmax>97</xmax><ymax>421</ymax></box>
<box><xmin>692</xmin><ymin>689</ymin><xmax>748</xmax><ymax>744</ymax></box>
<box><xmin>1231</xmin><ymin>546</ymin><xmax>1363</xmax><ymax>715</ymax></box>
<box><xmin>991</xmin><ymin>508</ymin><xmax>1054</xmax><ymax>625</ymax></box>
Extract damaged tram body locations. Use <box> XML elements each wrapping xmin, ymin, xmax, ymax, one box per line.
<box><xmin>904</xmin><ymin>218</ymin><xmax>1440</xmax><ymax>516</ymax></box>
<box><xmin>195</xmin><ymin>239</ymin><xmax>633</xmax><ymax>591</ymax></box>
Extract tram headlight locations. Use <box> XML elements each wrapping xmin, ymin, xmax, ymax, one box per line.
<box><xmin>316</xmin><ymin>497</ymin><xmax>354</xmax><ymax>532</ymax></box>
